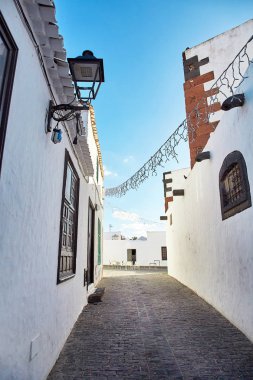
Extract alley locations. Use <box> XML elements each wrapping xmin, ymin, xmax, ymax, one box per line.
<box><xmin>48</xmin><ymin>270</ymin><xmax>253</xmax><ymax>380</ymax></box>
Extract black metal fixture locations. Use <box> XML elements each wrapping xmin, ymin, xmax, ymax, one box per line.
<box><xmin>221</xmin><ymin>93</ymin><xmax>245</xmax><ymax>111</ymax></box>
<box><xmin>68</xmin><ymin>50</ymin><xmax>104</xmax><ymax>102</ymax></box>
<box><xmin>47</xmin><ymin>100</ymin><xmax>89</xmax><ymax>133</ymax></box>
<box><xmin>196</xmin><ymin>151</ymin><xmax>211</xmax><ymax>162</ymax></box>
<box><xmin>47</xmin><ymin>50</ymin><xmax>104</xmax><ymax>142</ymax></box>
<box><xmin>72</xmin><ymin>112</ymin><xmax>84</xmax><ymax>145</ymax></box>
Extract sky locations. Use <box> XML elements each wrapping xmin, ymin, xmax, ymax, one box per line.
<box><xmin>54</xmin><ymin>0</ymin><xmax>253</xmax><ymax>237</ymax></box>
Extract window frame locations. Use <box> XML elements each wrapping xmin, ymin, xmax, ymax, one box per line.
<box><xmin>219</xmin><ymin>151</ymin><xmax>251</xmax><ymax>220</ymax></box>
<box><xmin>161</xmin><ymin>246</ymin><xmax>167</xmax><ymax>261</ymax></box>
<box><xmin>0</xmin><ymin>12</ymin><xmax>18</xmax><ymax>175</ymax></box>
<box><xmin>57</xmin><ymin>150</ymin><xmax>80</xmax><ymax>284</ymax></box>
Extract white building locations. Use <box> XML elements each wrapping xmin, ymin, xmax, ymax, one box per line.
<box><xmin>0</xmin><ymin>1</ymin><xmax>104</xmax><ymax>379</ymax></box>
<box><xmin>104</xmin><ymin>231</ymin><xmax>167</xmax><ymax>267</ymax></box>
<box><xmin>164</xmin><ymin>21</ymin><xmax>253</xmax><ymax>342</ymax></box>
<box><xmin>104</xmin><ymin>231</ymin><xmax>123</xmax><ymax>240</ymax></box>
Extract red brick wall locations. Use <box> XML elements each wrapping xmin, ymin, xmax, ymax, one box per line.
<box><xmin>183</xmin><ymin>53</ymin><xmax>220</xmax><ymax>167</ymax></box>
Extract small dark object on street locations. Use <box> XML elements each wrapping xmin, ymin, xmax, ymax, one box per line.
<box><xmin>88</xmin><ymin>287</ymin><xmax>105</xmax><ymax>304</ymax></box>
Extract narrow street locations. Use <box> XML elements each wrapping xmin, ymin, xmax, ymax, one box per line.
<box><xmin>48</xmin><ymin>270</ymin><xmax>253</xmax><ymax>380</ymax></box>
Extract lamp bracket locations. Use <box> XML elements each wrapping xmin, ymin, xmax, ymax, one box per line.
<box><xmin>46</xmin><ymin>100</ymin><xmax>89</xmax><ymax>133</ymax></box>
<box><xmin>51</xmin><ymin>103</ymin><xmax>89</xmax><ymax>112</ymax></box>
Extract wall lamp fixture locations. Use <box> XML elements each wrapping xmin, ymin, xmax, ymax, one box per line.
<box><xmin>221</xmin><ymin>94</ymin><xmax>245</xmax><ymax>111</ymax></box>
<box><xmin>47</xmin><ymin>50</ymin><xmax>104</xmax><ymax>143</ymax></box>
<box><xmin>68</xmin><ymin>50</ymin><xmax>104</xmax><ymax>102</ymax></box>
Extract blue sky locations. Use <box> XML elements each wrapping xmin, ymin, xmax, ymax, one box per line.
<box><xmin>54</xmin><ymin>0</ymin><xmax>253</xmax><ymax>237</ymax></box>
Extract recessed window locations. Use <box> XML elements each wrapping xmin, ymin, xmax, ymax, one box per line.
<box><xmin>0</xmin><ymin>12</ymin><xmax>18</xmax><ymax>174</ymax></box>
<box><xmin>219</xmin><ymin>151</ymin><xmax>251</xmax><ymax>220</ymax></box>
<box><xmin>161</xmin><ymin>246</ymin><xmax>167</xmax><ymax>261</ymax></box>
<box><xmin>57</xmin><ymin>150</ymin><xmax>79</xmax><ymax>283</ymax></box>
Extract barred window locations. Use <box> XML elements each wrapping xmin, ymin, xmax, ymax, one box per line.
<box><xmin>57</xmin><ymin>150</ymin><xmax>79</xmax><ymax>283</ymax></box>
<box><xmin>219</xmin><ymin>151</ymin><xmax>251</xmax><ymax>220</ymax></box>
<box><xmin>161</xmin><ymin>246</ymin><xmax>167</xmax><ymax>261</ymax></box>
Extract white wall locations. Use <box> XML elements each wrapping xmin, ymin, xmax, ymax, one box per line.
<box><xmin>104</xmin><ymin>231</ymin><xmax>167</xmax><ymax>266</ymax></box>
<box><xmin>104</xmin><ymin>231</ymin><xmax>122</xmax><ymax>240</ymax></box>
<box><xmin>0</xmin><ymin>2</ymin><xmax>102</xmax><ymax>379</ymax></box>
<box><xmin>185</xmin><ymin>19</ymin><xmax>253</xmax><ymax>122</ymax></box>
<box><xmin>167</xmin><ymin>63</ymin><xmax>253</xmax><ymax>342</ymax></box>
<box><xmin>164</xmin><ymin>168</ymin><xmax>190</xmax><ymax>199</ymax></box>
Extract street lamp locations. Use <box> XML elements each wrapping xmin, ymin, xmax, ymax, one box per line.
<box><xmin>47</xmin><ymin>50</ymin><xmax>104</xmax><ymax>138</ymax></box>
<box><xmin>68</xmin><ymin>50</ymin><xmax>105</xmax><ymax>101</ymax></box>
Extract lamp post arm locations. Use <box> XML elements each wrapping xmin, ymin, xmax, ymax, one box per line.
<box><xmin>52</xmin><ymin>104</ymin><xmax>89</xmax><ymax>112</ymax></box>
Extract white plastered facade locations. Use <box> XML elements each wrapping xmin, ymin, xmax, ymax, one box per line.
<box><xmin>104</xmin><ymin>231</ymin><xmax>167</xmax><ymax>267</ymax></box>
<box><xmin>0</xmin><ymin>1</ymin><xmax>104</xmax><ymax>379</ymax></box>
<box><xmin>166</xmin><ymin>58</ymin><xmax>253</xmax><ymax>342</ymax></box>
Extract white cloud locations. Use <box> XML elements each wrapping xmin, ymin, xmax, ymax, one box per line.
<box><xmin>112</xmin><ymin>210</ymin><xmax>139</xmax><ymax>222</ymax></box>
<box><xmin>120</xmin><ymin>222</ymin><xmax>164</xmax><ymax>238</ymax></box>
<box><xmin>104</xmin><ymin>165</ymin><xmax>118</xmax><ymax>177</ymax></box>
<box><xmin>111</xmin><ymin>208</ymin><xmax>166</xmax><ymax>238</ymax></box>
<box><xmin>123</xmin><ymin>155</ymin><xmax>134</xmax><ymax>164</ymax></box>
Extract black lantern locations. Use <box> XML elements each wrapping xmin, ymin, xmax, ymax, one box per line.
<box><xmin>47</xmin><ymin>50</ymin><xmax>104</xmax><ymax>137</ymax></box>
<box><xmin>68</xmin><ymin>50</ymin><xmax>105</xmax><ymax>101</ymax></box>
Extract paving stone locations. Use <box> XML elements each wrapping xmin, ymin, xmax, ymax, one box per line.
<box><xmin>48</xmin><ymin>270</ymin><xmax>253</xmax><ymax>379</ymax></box>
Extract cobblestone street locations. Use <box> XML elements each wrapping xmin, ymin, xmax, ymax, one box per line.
<box><xmin>48</xmin><ymin>270</ymin><xmax>253</xmax><ymax>380</ymax></box>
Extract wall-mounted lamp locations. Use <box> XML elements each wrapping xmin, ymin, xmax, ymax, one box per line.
<box><xmin>196</xmin><ymin>151</ymin><xmax>211</xmax><ymax>162</ymax></box>
<box><xmin>68</xmin><ymin>50</ymin><xmax>105</xmax><ymax>102</ymax></box>
<box><xmin>47</xmin><ymin>50</ymin><xmax>104</xmax><ymax>143</ymax></box>
<box><xmin>221</xmin><ymin>94</ymin><xmax>245</xmax><ymax>111</ymax></box>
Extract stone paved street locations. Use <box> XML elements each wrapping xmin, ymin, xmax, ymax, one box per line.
<box><xmin>48</xmin><ymin>270</ymin><xmax>253</xmax><ymax>379</ymax></box>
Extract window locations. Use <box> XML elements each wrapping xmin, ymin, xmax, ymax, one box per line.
<box><xmin>98</xmin><ymin>218</ymin><xmax>101</xmax><ymax>265</ymax></box>
<box><xmin>219</xmin><ymin>151</ymin><xmax>251</xmax><ymax>220</ymax></box>
<box><xmin>57</xmin><ymin>150</ymin><xmax>79</xmax><ymax>283</ymax></box>
<box><xmin>0</xmin><ymin>13</ymin><xmax>18</xmax><ymax>174</ymax></box>
<box><xmin>161</xmin><ymin>246</ymin><xmax>167</xmax><ymax>260</ymax></box>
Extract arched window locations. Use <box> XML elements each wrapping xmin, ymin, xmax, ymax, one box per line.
<box><xmin>219</xmin><ymin>151</ymin><xmax>251</xmax><ymax>220</ymax></box>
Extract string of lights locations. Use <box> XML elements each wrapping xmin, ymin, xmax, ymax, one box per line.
<box><xmin>105</xmin><ymin>35</ymin><xmax>253</xmax><ymax>198</ymax></box>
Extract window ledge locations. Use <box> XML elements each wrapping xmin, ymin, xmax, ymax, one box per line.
<box><xmin>57</xmin><ymin>273</ymin><xmax>75</xmax><ymax>285</ymax></box>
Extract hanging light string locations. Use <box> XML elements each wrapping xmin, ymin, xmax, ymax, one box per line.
<box><xmin>105</xmin><ymin>35</ymin><xmax>253</xmax><ymax>198</ymax></box>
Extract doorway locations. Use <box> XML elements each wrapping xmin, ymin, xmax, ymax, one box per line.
<box><xmin>87</xmin><ymin>200</ymin><xmax>95</xmax><ymax>285</ymax></box>
<box><xmin>127</xmin><ymin>249</ymin><xmax>137</xmax><ymax>264</ymax></box>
